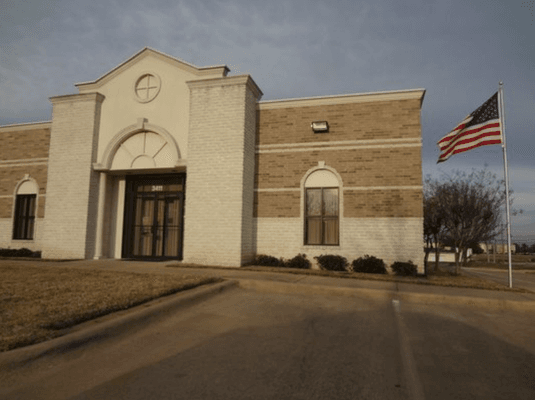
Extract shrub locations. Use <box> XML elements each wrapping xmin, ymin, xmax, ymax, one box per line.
<box><xmin>284</xmin><ymin>254</ymin><xmax>311</xmax><ymax>269</ymax></box>
<box><xmin>391</xmin><ymin>261</ymin><xmax>417</xmax><ymax>276</ymax></box>
<box><xmin>351</xmin><ymin>255</ymin><xmax>387</xmax><ymax>274</ymax></box>
<box><xmin>314</xmin><ymin>255</ymin><xmax>348</xmax><ymax>271</ymax></box>
<box><xmin>0</xmin><ymin>248</ymin><xmax>41</xmax><ymax>258</ymax></box>
<box><xmin>254</xmin><ymin>254</ymin><xmax>283</xmax><ymax>267</ymax></box>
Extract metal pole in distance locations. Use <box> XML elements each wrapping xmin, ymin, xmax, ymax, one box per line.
<box><xmin>499</xmin><ymin>81</ymin><xmax>513</xmax><ymax>288</ymax></box>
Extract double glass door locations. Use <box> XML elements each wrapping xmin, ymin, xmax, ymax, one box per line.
<box><xmin>124</xmin><ymin>175</ymin><xmax>185</xmax><ymax>259</ymax></box>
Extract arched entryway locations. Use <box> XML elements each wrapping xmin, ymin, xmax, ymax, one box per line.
<box><xmin>93</xmin><ymin>119</ymin><xmax>185</xmax><ymax>260</ymax></box>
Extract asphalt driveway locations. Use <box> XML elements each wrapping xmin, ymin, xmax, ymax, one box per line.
<box><xmin>2</xmin><ymin>284</ymin><xmax>534</xmax><ymax>400</ymax></box>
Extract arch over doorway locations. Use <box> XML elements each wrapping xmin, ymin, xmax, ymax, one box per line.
<box><xmin>97</xmin><ymin>118</ymin><xmax>182</xmax><ymax>171</ymax></box>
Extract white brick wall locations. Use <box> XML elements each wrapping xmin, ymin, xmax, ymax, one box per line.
<box><xmin>182</xmin><ymin>76</ymin><xmax>261</xmax><ymax>267</ymax></box>
<box><xmin>0</xmin><ymin>218</ymin><xmax>44</xmax><ymax>251</ymax></box>
<box><xmin>240</xmin><ymin>87</ymin><xmax>259</xmax><ymax>264</ymax></box>
<box><xmin>255</xmin><ymin>217</ymin><xmax>424</xmax><ymax>273</ymax></box>
<box><xmin>41</xmin><ymin>93</ymin><xmax>104</xmax><ymax>259</ymax></box>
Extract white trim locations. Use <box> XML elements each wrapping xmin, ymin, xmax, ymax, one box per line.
<box><xmin>255</xmin><ymin>186</ymin><xmax>422</xmax><ymax>192</ymax></box>
<box><xmin>300</xmin><ymin>164</ymin><xmax>344</xmax><ymax>247</ymax></box>
<box><xmin>257</xmin><ymin>138</ymin><xmax>420</xmax><ymax>149</ymax></box>
<box><xmin>0</xmin><ymin>194</ymin><xmax>45</xmax><ymax>198</ymax></box>
<box><xmin>95</xmin><ymin>118</ymin><xmax>181</xmax><ymax>170</ymax></box>
<box><xmin>255</xmin><ymin>188</ymin><xmax>300</xmax><ymax>192</ymax></box>
<box><xmin>0</xmin><ymin>158</ymin><xmax>48</xmax><ymax>168</ymax></box>
<box><xmin>75</xmin><ymin>47</ymin><xmax>229</xmax><ymax>90</ymax></box>
<box><xmin>133</xmin><ymin>71</ymin><xmax>162</xmax><ymax>104</ymax></box>
<box><xmin>344</xmin><ymin>186</ymin><xmax>422</xmax><ymax>191</ymax></box>
<box><xmin>257</xmin><ymin>142</ymin><xmax>421</xmax><ymax>154</ymax></box>
<box><xmin>258</xmin><ymin>88</ymin><xmax>425</xmax><ymax>109</ymax></box>
<box><xmin>0</xmin><ymin>121</ymin><xmax>51</xmax><ymax>131</ymax></box>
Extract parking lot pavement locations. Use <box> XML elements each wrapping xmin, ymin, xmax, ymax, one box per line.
<box><xmin>2</xmin><ymin>285</ymin><xmax>534</xmax><ymax>400</ymax></box>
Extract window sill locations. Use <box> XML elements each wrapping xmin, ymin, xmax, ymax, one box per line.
<box><xmin>303</xmin><ymin>244</ymin><xmax>340</xmax><ymax>248</ymax></box>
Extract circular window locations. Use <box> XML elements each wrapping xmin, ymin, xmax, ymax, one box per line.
<box><xmin>134</xmin><ymin>73</ymin><xmax>161</xmax><ymax>103</ymax></box>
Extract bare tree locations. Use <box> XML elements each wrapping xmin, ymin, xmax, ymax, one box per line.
<box><xmin>423</xmin><ymin>183</ymin><xmax>444</xmax><ymax>274</ymax></box>
<box><xmin>424</xmin><ymin>169</ymin><xmax>506</xmax><ymax>275</ymax></box>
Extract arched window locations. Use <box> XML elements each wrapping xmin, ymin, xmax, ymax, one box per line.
<box><xmin>13</xmin><ymin>179</ymin><xmax>38</xmax><ymax>240</ymax></box>
<box><xmin>304</xmin><ymin>169</ymin><xmax>339</xmax><ymax>245</ymax></box>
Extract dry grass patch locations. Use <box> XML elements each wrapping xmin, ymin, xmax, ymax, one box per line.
<box><xmin>238</xmin><ymin>265</ymin><xmax>528</xmax><ymax>292</ymax></box>
<box><xmin>0</xmin><ymin>263</ymin><xmax>220</xmax><ymax>352</ymax></box>
<box><xmin>467</xmin><ymin>254</ymin><xmax>535</xmax><ymax>270</ymax></box>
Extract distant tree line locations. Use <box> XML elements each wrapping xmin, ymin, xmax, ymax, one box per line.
<box><xmin>515</xmin><ymin>243</ymin><xmax>535</xmax><ymax>254</ymax></box>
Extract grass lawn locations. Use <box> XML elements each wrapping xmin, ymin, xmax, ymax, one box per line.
<box><xmin>0</xmin><ymin>262</ymin><xmax>220</xmax><ymax>352</ymax></box>
<box><xmin>465</xmin><ymin>253</ymin><xmax>535</xmax><ymax>270</ymax></box>
<box><xmin>175</xmin><ymin>263</ymin><xmax>529</xmax><ymax>292</ymax></box>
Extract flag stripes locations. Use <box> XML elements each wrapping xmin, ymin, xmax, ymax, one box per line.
<box><xmin>437</xmin><ymin>92</ymin><xmax>502</xmax><ymax>163</ymax></box>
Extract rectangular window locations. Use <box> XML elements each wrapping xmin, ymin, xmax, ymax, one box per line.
<box><xmin>305</xmin><ymin>188</ymin><xmax>339</xmax><ymax>245</ymax></box>
<box><xmin>13</xmin><ymin>194</ymin><xmax>36</xmax><ymax>240</ymax></box>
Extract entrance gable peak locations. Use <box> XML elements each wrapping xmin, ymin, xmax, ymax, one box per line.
<box><xmin>76</xmin><ymin>47</ymin><xmax>230</xmax><ymax>93</ymax></box>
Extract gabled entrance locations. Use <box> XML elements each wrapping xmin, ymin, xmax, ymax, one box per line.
<box><xmin>122</xmin><ymin>174</ymin><xmax>185</xmax><ymax>260</ymax></box>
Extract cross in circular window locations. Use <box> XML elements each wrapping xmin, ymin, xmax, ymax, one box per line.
<box><xmin>135</xmin><ymin>74</ymin><xmax>160</xmax><ymax>102</ymax></box>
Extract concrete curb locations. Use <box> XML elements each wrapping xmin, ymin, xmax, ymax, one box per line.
<box><xmin>238</xmin><ymin>279</ymin><xmax>535</xmax><ymax>311</ymax></box>
<box><xmin>0</xmin><ymin>280</ymin><xmax>238</xmax><ymax>370</ymax></box>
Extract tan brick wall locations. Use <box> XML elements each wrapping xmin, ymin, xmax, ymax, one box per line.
<box><xmin>254</xmin><ymin>191</ymin><xmax>300</xmax><ymax>218</ymax></box>
<box><xmin>254</xmin><ymin>188</ymin><xmax>422</xmax><ymax>219</ymax></box>
<box><xmin>255</xmin><ymin>147</ymin><xmax>422</xmax><ymax>190</ymax></box>
<box><xmin>253</xmin><ymin>92</ymin><xmax>424</xmax><ymax>271</ymax></box>
<box><xmin>0</xmin><ymin>127</ymin><xmax>50</xmax><ymax>161</ymax></box>
<box><xmin>0</xmin><ymin>166</ymin><xmax>48</xmax><ymax>196</ymax></box>
<box><xmin>256</xmin><ymin>99</ymin><xmax>421</xmax><ymax>145</ymax></box>
<box><xmin>344</xmin><ymin>189</ymin><xmax>422</xmax><ymax>218</ymax></box>
<box><xmin>0</xmin><ymin>198</ymin><xmax>13</xmax><ymax>219</ymax></box>
<box><xmin>0</xmin><ymin>192</ymin><xmax>46</xmax><ymax>219</ymax></box>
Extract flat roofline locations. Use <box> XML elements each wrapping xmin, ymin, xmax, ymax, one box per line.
<box><xmin>258</xmin><ymin>88</ymin><xmax>426</xmax><ymax>110</ymax></box>
<box><xmin>0</xmin><ymin>121</ymin><xmax>52</xmax><ymax>131</ymax></box>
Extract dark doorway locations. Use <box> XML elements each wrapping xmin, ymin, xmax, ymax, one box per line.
<box><xmin>123</xmin><ymin>174</ymin><xmax>185</xmax><ymax>260</ymax></box>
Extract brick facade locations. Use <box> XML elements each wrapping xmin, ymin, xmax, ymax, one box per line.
<box><xmin>182</xmin><ymin>76</ymin><xmax>262</xmax><ymax>266</ymax></box>
<box><xmin>0</xmin><ymin>48</ymin><xmax>425</xmax><ymax>271</ymax></box>
<box><xmin>254</xmin><ymin>92</ymin><xmax>425</xmax><ymax>271</ymax></box>
<box><xmin>0</xmin><ymin>123</ymin><xmax>50</xmax><ymax>250</ymax></box>
<box><xmin>41</xmin><ymin>93</ymin><xmax>104</xmax><ymax>259</ymax></box>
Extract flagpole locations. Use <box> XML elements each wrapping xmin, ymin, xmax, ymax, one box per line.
<box><xmin>499</xmin><ymin>81</ymin><xmax>513</xmax><ymax>288</ymax></box>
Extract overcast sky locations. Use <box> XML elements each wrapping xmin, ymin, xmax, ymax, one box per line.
<box><xmin>1</xmin><ymin>0</ymin><xmax>534</xmax><ymax>242</ymax></box>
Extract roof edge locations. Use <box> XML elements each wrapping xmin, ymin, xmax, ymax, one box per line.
<box><xmin>0</xmin><ymin>120</ymin><xmax>52</xmax><ymax>132</ymax></box>
<box><xmin>258</xmin><ymin>88</ymin><xmax>426</xmax><ymax>110</ymax></box>
<box><xmin>75</xmin><ymin>47</ymin><xmax>230</xmax><ymax>90</ymax></box>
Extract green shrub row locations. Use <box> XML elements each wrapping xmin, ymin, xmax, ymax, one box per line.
<box><xmin>253</xmin><ymin>254</ymin><xmax>417</xmax><ymax>276</ymax></box>
<box><xmin>0</xmin><ymin>248</ymin><xmax>41</xmax><ymax>258</ymax></box>
<box><xmin>253</xmin><ymin>254</ymin><xmax>311</xmax><ymax>269</ymax></box>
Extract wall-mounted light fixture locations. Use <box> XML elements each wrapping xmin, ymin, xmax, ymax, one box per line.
<box><xmin>311</xmin><ymin>121</ymin><xmax>329</xmax><ymax>133</ymax></box>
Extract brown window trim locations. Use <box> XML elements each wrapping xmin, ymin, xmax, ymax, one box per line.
<box><xmin>13</xmin><ymin>194</ymin><xmax>36</xmax><ymax>240</ymax></box>
<box><xmin>304</xmin><ymin>187</ymin><xmax>339</xmax><ymax>246</ymax></box>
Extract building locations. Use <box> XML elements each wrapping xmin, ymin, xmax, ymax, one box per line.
<box><xmin>0</xmin><ymin>48</ymin><xmax>426</xmax><ymax>271</ymax></box>
<box><xmin>479</xmin><ymin>243</ymin><xmax>516</xmax><ymax>254</ymax></box>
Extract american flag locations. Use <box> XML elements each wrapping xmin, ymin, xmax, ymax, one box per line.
<box><xmin>437</xmin><ymin>92</ymin><xmax>502</xmax><ymax>163</ymax></box>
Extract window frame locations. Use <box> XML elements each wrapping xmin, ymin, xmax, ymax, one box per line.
<box><xmin>12</xmin><ymin>194</ymin><xmax>37</xmax><ymax>240</ymax></box>
<box><xmin>304</xmin><ymin>187</ymin><xmax>339</xmax><ymax>246</ymax></box>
